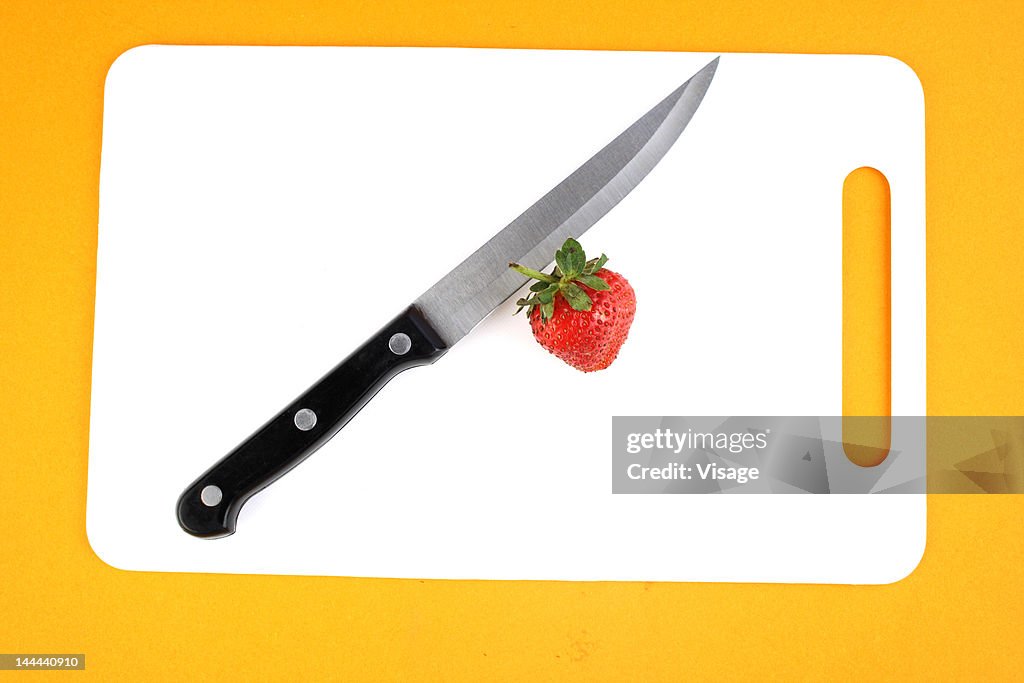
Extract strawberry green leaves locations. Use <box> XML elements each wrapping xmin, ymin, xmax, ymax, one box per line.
<box><xmin>577</xmin><ymin>274</ymin><xmax>611</xmax><ymax>291</ymax></box>
<box><xmin>556</xmin><ymin>238</ymin><xmax>588</xmax><ymax>279</ymax></box>
<box><xmin>585</xmin><ymin>253</ymin><xmax>608</xmax><ymax>274</ymax></box>
<box><xmin>561</xmin><ymin>283</ymin><xmax>592</xmax><ymax>311</ymax></box>
<box><xmin>509</xmin><ymin>238</ymin><xmax>611</xmax><ymax>321</ymax></box>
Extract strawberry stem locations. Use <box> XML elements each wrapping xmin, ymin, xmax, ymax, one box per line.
<box><xmin>508</xmin><ymin>263</ymin><xmax>558</xmax><ymax>283</ymax></box>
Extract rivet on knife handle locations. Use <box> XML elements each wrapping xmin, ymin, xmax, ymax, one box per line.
<box><xmin>176</xmin><ymin>306</ymin><xmax>447</xmax><ymax>538</ymax></box>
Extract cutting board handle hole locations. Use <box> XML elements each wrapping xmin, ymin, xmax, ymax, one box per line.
<box><xmin>842</xmin><ymin>167</ymin><xmax>891</xmax><ymax>467</ymax></box>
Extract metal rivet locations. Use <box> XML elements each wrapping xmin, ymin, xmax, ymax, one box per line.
<box><xmin>294</xmin><ymin>408</ymin><xmax>317</xmax><ymax>431</ymax></box>
<box><xmin>388</xmin><ymin>332</ymin><xmax>412</xmax><ymax>355</ymax></box>
<box><xmin>200</xmin><ymin>484</ymin><xmax>223</xmax><ymax>507</ymax></box>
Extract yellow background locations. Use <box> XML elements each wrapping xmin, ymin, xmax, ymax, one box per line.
<box><xmin>2</xmin><ymin>0</ymin><xmax>1022</xmax><ymax>679</ymax></box>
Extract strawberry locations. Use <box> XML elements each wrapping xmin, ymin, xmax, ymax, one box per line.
<box><xmin>509</xmin><ymin>238</ymin><xmax>636</xmax><ymax>372</ymax></box>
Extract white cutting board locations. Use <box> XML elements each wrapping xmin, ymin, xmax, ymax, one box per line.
<box><xmin>88</xmin><ymin>47</ymin><xmax>925</xmax><ymax>583</ymax></box>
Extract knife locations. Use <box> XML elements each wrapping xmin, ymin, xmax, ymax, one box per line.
<box><xmin>177</xmin><ymin>57</ymin><xmax>719</xmax><ymax>538</ymax></box>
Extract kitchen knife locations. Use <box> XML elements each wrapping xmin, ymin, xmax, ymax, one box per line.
<box><xmin>177</xmin><ymin>57</ymin><xmax>719</xmax><ymax>538</ymax></box>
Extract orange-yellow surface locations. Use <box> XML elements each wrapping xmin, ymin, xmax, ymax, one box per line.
<box><xmin>1</xmin><ymin>1</ymin><xmax>1022</xmax><ymax>679</ymax></box>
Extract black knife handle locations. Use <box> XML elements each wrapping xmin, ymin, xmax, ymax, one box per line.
<box><xmin>176</xmin><ymin>306</ymin><xmax>447</xmax><ymax>538</ymax></box>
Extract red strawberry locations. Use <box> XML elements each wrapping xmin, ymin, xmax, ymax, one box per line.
<box><xmin>510</xmin><ymin>238</ymin><xmax>636</xmax><ymax>372</ymax></box>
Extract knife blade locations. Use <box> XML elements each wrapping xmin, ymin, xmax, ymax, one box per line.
<box><xmin>177</xmin><ymin>57</ymin><xmax>719</xmax><ymax>538</ymax></box>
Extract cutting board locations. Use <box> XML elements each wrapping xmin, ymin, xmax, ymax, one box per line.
<box><xmin>88</xmin><ymin>47</ymin><xmax>925</xmax><ymax>583</ymax></box>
